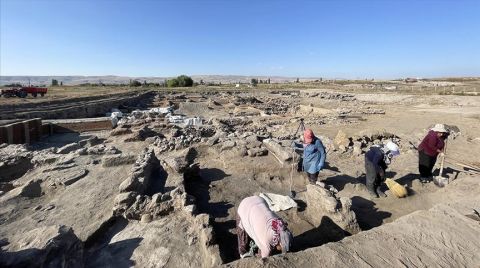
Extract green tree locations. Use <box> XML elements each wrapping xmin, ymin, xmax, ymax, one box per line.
<box><xmin>167</xmin><ymin>79</ymin><xmax>179</xmax><ymax>87</ymax></box>
<box><xmin>51</xmin><ymin>79</ymin><xmax>59</xmax><ymax>86</ymax></box>
<box><xmin>130</xmin><ymin>80</ymin><xmax>142</xmax><ymax>87</ymax></box>
<box><xmin>166</xmin><ymin>75</ymin><xmax>193</xmax><ymax>87</ymax></box>
<box><xmin>251</xmin><ymin>78</ymin><xmax>258</xmax><ymax>86</ymax></box>
<box><xmin>296</xmin><ymin>78</ymin><xmax>300</xmax><ymax>83</ymax></box>
<box><xmin>176</xmin><ymin>75</ymin><xmax>193</xmax><ymax>87</ymax></box>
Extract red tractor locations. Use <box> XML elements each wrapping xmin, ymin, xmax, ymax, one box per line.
<box><xmin>1</xmin><ymin>86</ymin><xmax>48</xmax><ymax>98</ymax></box>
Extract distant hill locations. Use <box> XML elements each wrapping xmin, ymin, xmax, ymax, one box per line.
<box><xmin>0</xmin><ymin>75</ymin><xmax>315</xmax><ymax>86</ymax></box>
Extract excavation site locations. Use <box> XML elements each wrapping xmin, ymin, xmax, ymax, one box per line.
<box><xmin>1</xmin><ymin>85</ymin><xmax>479</xmax><ymax>267</ymax></box>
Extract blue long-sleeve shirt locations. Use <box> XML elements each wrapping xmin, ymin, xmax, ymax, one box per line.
<box><xmin>302</xmin><ymin>137</ymin><xmax>326</xmax><ymax>174</ymax></box>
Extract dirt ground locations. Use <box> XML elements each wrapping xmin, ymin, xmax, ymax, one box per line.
<box><xmin>0</xmin><ymin>86</ymin><xmax>142</xmax><ymax>105</ymax></box>
<box><xmin>0</xmin><ymin>86</ymin><xmax>479</xmax><ymax>267</ymax></box>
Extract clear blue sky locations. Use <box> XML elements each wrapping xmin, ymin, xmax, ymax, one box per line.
<box><xmin>1</xmin><ymin>0</ymin><xmax>479</xmax><ymax>78</ymax></box>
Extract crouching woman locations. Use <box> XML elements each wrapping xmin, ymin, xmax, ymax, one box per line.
<box><xmin>236</xmin><ymin>196</ymin><xmax>293</xmax><ymax>259</ymax></box>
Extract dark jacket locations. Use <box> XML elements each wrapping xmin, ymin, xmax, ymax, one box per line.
<box><xmin>365</xmin><ymin>146</ymin><xmax>387</xmax><ymax>176</ymax></box>
<box><xmin>418</xmin><ymin>130</ymin><xmax>445</xmax><ymax>157</ymax></box>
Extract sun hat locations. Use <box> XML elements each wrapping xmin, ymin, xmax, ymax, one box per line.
<box><xmin>431</xmin><ymin>124</ymin><xmax>448</xmax><ymax>133</ymax></box>
<box><xmin>384</xmin><ymin>141</ymin><xmax>400</xmax><ymax>156</ymax></box>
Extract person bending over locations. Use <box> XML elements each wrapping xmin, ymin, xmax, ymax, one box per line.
<box><xmin>365</xmin><ymin>141</ymin><xmax>400</xmax><ymax>198</ymax></box>
<box><xmin>418</xmin><ymin>124</ymin><xmax>449</xmax><ymax>183</ymax></box>
<box><xmin>236</xmin><ymin>196</ymin><xmax>293</xmax><ymax>259</ymax></box>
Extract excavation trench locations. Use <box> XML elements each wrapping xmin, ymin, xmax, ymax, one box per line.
<box><xmin>183</xmin><ymin>149</ymin><xmax>357</xmax><ymax>263</ymax></box>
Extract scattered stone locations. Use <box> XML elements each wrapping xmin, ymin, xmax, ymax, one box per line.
<box><xmin>334</xmin><ymin>130</ymin><xmax>351</xmax><ymax>148</ymax></box>
<box><xmin>56</xmin><ymin>143</ymin><xmax>81</xmax><ymax>154</ymax></box>
<box><xmin>245</xmin><ymin>140</ymin><xmax>262</xmax><ymax>149</ymax></box>
<box><xmin>221</xmin><ymin>140</ymin><xmax>236</xmax><ymax>151</ymax></box>
<box><xmin>164</xmin><ymin>157</ymin><xmax>188</xmax><ymax>173</ymax></box>
<box><xmin>125</xmin><ymin>126</ymin><xmax>158</xmax><ymax>142</ymax></box>
<box><xmin>237</xmin><ymin>146</ymin><xmax>248</xmax><ymax>157</ymax></box>
<box><xmin>183</xmin><ymin>204</ymin><xmax>197</xmax><ymax>215</ymax></box>
<box><xmin>245</xmin><ymin>135</ymin><xmax>259</xmax><ymax>143</ymax></box>
<box><xmin>352</xmin><ymin>141</ymin><xmax>363</xmax><ymax>156</ymax></box>
<box><xmin>141</xmin><ymin>214</ymin><xmax>153</xmax><ymax>223</ymax></box>
<box><xmin>110</xmin><ymin>128</ymin><xmax>133</xmax><ymax>136</ymax></box>
<box><xmin>86</xmin><ymin>145</ymin><xmax>120</xmax><ymax>155</ymax></box>
<box><xmin>78</xmin><ymin>135</ymin><xmax>103</xmax><ymax>147</ymax></box>
<box><xmin>247</xmin><ymin>147</ymin><xmax>268</xmax><ymax>157</ymax></box>
<box><xmin>113</xmin><ymin>191</ymin><xmax>138</xmax><ymax>215</ymax></box>
<box><xmin>305</xmin><ymin>184</ymin><xmax>360</xmax><ymax>234</ymax></box>
<box><xmin>263</xmin><ymin>138</ymin><xmax>292</xmax><ymax>162</ymax></box>
<box><xmin>102</xmin><ymin>154</ymin><xmax>137</xmax><ymax>167</ymax></box>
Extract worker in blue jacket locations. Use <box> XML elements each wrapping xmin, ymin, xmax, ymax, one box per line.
<box><xmin>302</xmin><ymin>129</ymin><xmax>326</xmax><ymax>184</ymax></box>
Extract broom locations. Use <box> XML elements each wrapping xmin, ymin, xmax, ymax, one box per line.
<box><xmin>385</xmin><ymin>178</ymin><xmax>408</xmax><ymax>198</ymax></box>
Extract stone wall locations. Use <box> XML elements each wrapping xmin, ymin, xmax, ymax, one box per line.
<box><xmin>0</xmin><ymin>118</ymin><xmax>42</xmax><ymax>144</ymax></box>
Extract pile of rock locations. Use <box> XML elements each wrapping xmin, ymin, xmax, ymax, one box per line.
<box><xmin>112</xmin><ymin>148</ymin><xmax>197</xmax><ymax>222</ymax></box>
<box><xmin>317</xmin><ymin>91</ymin><xmax>356</xmax><ymax>101</ymax></box>
<box><xmin>305</xmin><ymin>184</ymin><xmax>361</xmax><ymax>235</ymax></box>
<box><xmin>333</xmin><ymin>130</ymin><xmax>401</xmax><ymax>155</ymax></box>
<box><xmin>153</xmin><ymin>126</ymin><xmax>215</xmax><ymax>152</ymax></box>
<box><xmin>78</xmin><ymin>144</ymin><xmax>121</xmax><ymax>155</ymax></box>
<box><xmin>118</xmin><ymin>107</ymin><xmax>172</xmax><ymax>125</ymax></box>
<box><xmin>254</xmin><ymin>97</ymin><xmax>291</xmax><ymax>115</ymax></box>
<box><xmin>124</xmin><ymin>126</ymin><xmax>160</xmax><ymax>142</ymax></box>
<box><xmin>0</xmin><ymin>144</ymin><xmax>33</xmax><ymax>182</ymax></box>
<box><xmin>361</xmin><ymin>108</ymin><xmax>386</xmax><ymax>115</ymax></box>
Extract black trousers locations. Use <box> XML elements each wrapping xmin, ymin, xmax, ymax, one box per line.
<box><xmin>365</xmin><ymin>159</ymin><xmax>383</xmax><ymax>192</ymax></box>
<box><xmin>418</xmin><ymin>150</ymin><xmax>437</xmax><ymax>178</ymax></box>
<box><xmin>236</xmin><ymin>215</ymin><xmax>251</xmax><ymax>255</ymax></box>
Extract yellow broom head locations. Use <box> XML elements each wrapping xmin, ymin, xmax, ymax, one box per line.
<box><xmin>385</xmin><ymin>178</ymin><xmax>408</xmax><ymax>198</ymax></box>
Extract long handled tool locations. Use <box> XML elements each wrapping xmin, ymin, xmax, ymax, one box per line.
<box><xmin>289</xmin><ymin>147</ymin><xmax>296</xmax><ymax>198</ymax></box>
<box><xmin>288</xmin><ymin>118</ymin><xmax>305</xmax><ymax>198</ymax></box>
<box><xmin>434</xmin><ymin>139</ymin><xmax>449</xmax><ymax>187</ymax></box>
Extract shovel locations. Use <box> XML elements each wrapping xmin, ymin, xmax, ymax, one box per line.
<box><xmin>433</xmin><ymin>140</ymin><xmax>449</xmax><ymax>187</ymax></box>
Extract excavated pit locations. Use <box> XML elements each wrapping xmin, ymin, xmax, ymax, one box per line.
<box><xmin>183</xmin><ymin>144</ymin><xmax>362</xmax><ymax>263</ymax></box>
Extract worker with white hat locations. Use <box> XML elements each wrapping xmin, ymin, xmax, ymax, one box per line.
<box><xmin>418</xmin><ymin>124</ymin><xmax>449</xmax><ymax>182</ymax></box>
<box><xmin>364</xmin><ymin>141</ymin><xmax>400</xmax><ymax>198</ymax></box>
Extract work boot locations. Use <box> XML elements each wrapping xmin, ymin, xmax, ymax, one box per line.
<box><xmin>420</xmin><ymin>177</ymin><xmax>429</xmax><ymax>183</ymax></box>
<box><xmin>376</xmin><ymin>187</ymin><xmax>387</xmax><ymax>198</ymax></box>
